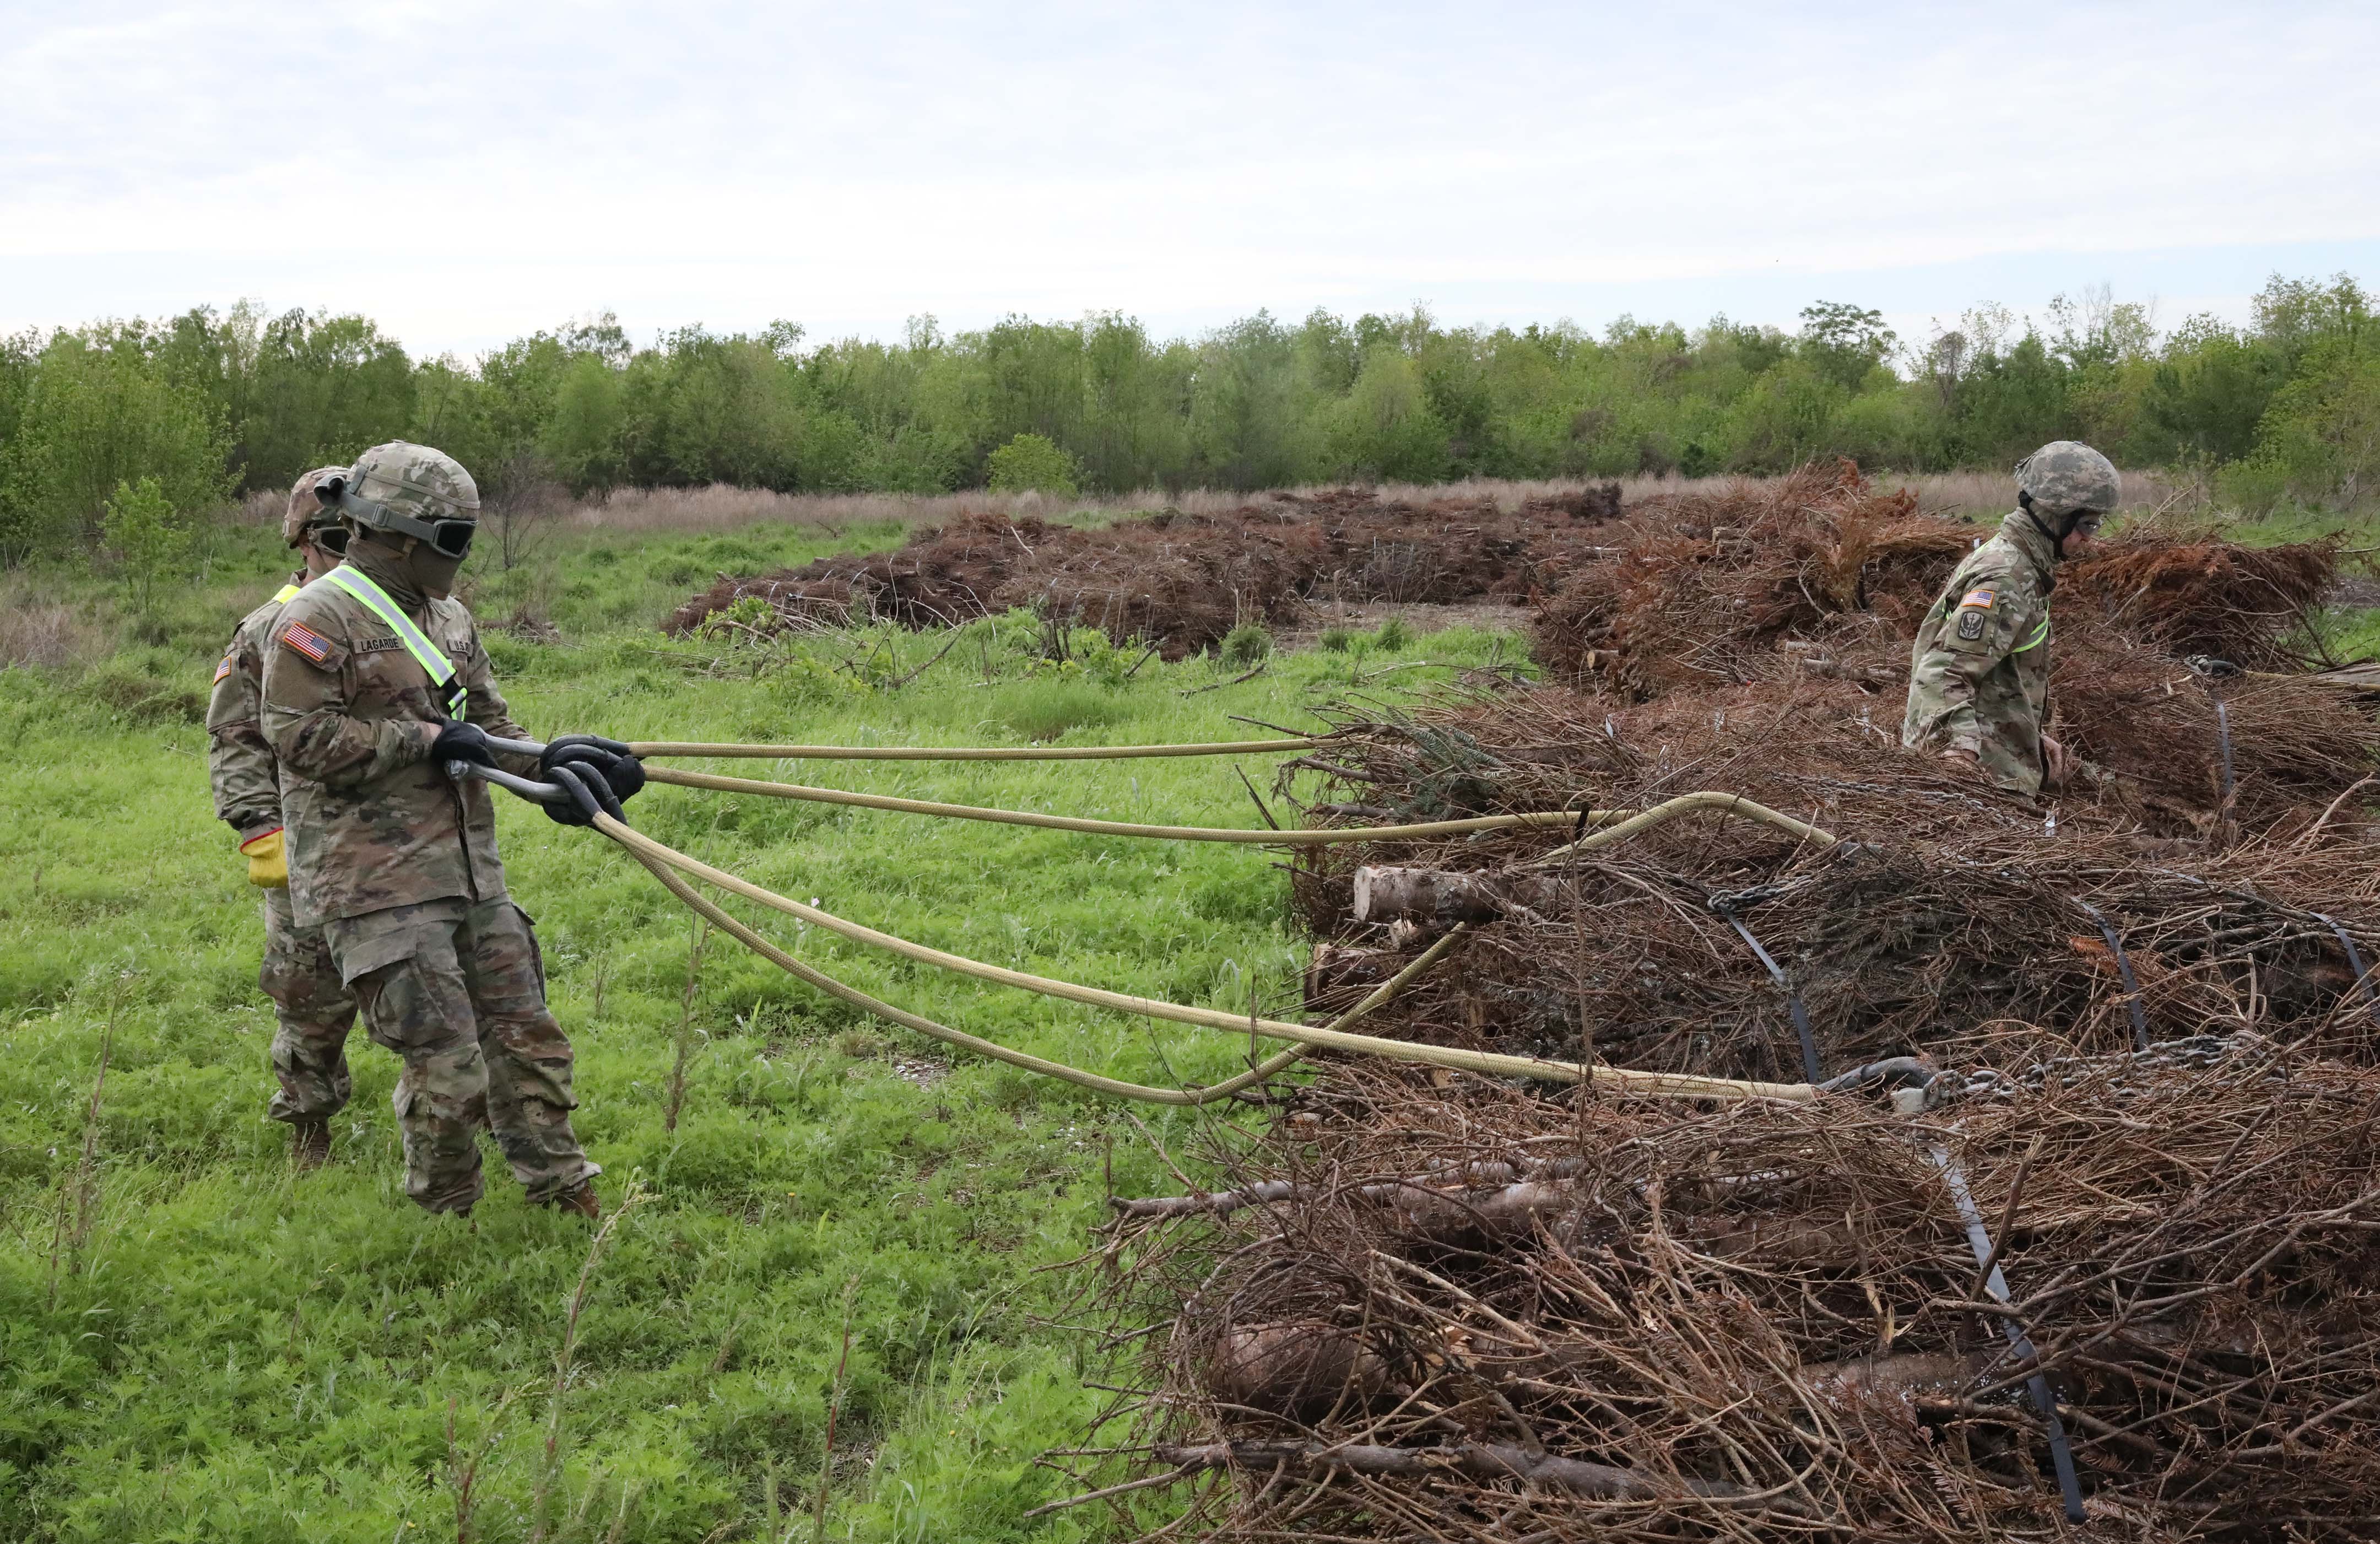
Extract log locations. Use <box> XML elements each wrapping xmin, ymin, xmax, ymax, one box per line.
<box><xmin>1154</xmin><ymin>1439</ymin><xmax>1776</xmax><ymax>1505</ymax></box>
<box><xmin>1306</xmin><ymin>942</ymin><xmax>1393</xmax><ymax>1007</ymax></box>
<box><xmin>1208</xmin><ymin>1322</ymin><xmax>1399</xmax><ymax>1419</ymax></box>
<box><xmin>1354</xmin><ymin>865</ymin><xmax>1559</xmax><ymax>925</ymax></box>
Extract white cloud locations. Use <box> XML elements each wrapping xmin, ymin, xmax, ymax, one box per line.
<box><xmin>2</xmin><ymin>0</ymin><xmax>2374</xmax><ymax>350</ymax></box>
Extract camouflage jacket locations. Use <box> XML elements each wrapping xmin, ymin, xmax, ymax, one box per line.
<box><xmin>262</xmin><ymin>543</ymin><xmax>542</xmax><ymax>928</ymax></box>
<box><xmin>205</xmin><ymin>573</ymin><xmax>305</xmax><ymax>841</ymax></box>
<box><xmin>1901</xmin><ymin>510</ymin><xmax>2058</xmax><ymax>796</ymax></box>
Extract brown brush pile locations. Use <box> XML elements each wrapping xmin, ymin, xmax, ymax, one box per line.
<box><xmin>1277</xmin><ymin>682</ymin><xmax>2380</xmax><ymax>1083</ymax></box>
<box><xmin>1531</xmin><ymin>460</ymin><xmax>2342</xmax><ymax>694</ymax></box>
<box><xmin>1054</xmin><ymin>466</ymin><xmax>2380</xmax><ymax>1536</ymax></box>
<box><xmin>664</xmin><ymin>484</ymin><xmax>1624</xmax><ymax>657</ymax></box>
<box><xmin>1074</xmin><ymin>1052</ymin><xmax>2380</xmax><ymax>1541</ymax></box>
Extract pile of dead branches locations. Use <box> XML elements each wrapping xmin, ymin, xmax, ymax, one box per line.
<box><xmin>1278</xmin><ymin>681</ymin><xmax>2380</xmax><ymax>1082</ymax></box>
<box><xmin>1069</xmin><ymin>1054</ymin><xmax>2380</xmax><ymax>1541</ymax></box>
<box><xmin>1530</xmin><ymin>460</ymin><xmax>2353</xmax><ymax>700</ymax></box>
<box><xmin>1045</xmin><ymin>464</ymin><xmax>2380</xmax><ymax>1538</ymax></box>
<box><xmin>665</xmin><ymin>485</ymin><xmax>1626</xmax><ymax>657</ymax></box>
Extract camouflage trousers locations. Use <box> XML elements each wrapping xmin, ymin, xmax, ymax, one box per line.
<box><xmin>325</xmin><ymin>897</ymin><xmax>599</xmax><ymax>1215</ymax></box>
<box><xmin>262</xmin><ymin>886</ymin><xmax>359</xmax><ymax>1124</ymax></box>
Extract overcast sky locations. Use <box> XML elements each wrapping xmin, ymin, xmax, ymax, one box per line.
<box><xmin>4</xmin><ymin>0</ymin><xmax>2376</xmax><ymax>359</ymax></box>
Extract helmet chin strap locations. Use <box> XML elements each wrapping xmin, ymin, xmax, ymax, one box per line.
<box><xmin>2018</xmin><ymin>492</ymin><xmax>2080</xmax><ymax>558</ymax></box>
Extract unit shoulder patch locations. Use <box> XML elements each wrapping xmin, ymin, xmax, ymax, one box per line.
<box><xmin>1955</xmin><ymin>610</ymin><xmax>1988</xmax><ymax>641</ymax></box>
<box><xmin>279</xmin><ymin>620</ymin><xmax>334</xmax><ymax>665</ymax></box>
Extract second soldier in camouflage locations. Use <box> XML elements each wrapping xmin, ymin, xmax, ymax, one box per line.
<box><xmin>206</xmin><ymin>467</ymin><xmax>361</xmax><ymax>1167</ymax></box>
<box><xmin>1902</xmin><ymin>440</ymin><xmax>2119</xmax><ymax>795</ymax></box>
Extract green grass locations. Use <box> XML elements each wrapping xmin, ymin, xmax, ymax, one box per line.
<box><xmin>0</xmin><ymin>518</ymin><xmax>1524</xmax><ymax>1542</ymax></box>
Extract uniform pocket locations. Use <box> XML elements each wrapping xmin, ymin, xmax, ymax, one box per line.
<box><xmin>351</xmin><ymin>955</ymin><xmax>474</xmax><ymax>1055</ymax></box>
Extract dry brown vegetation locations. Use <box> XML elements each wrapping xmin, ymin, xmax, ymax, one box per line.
<box><xmin>664</xmin><ymin>484</ymin><xmax>1626</xmax><ymax>657</ymax></box>
<box><xmin>1048</xmin><ymin>465</ymin><xmax>2380</xmax><ymax>1541</ymax></box>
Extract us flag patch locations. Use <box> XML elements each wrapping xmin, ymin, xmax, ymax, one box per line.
<box><xmin>1959</xmin><ymin>587</ymin><xmax>1996</xmax><ymax>609</ymax></box>
<box><xmin>280</xmin><ymin>622</ymin><xmax>332</xmax><ymax>663</ymax></box>
<box><xmin>213</xmin><ymin>653</ymin><xmax>235</xmax><ymax>683</ymax></box>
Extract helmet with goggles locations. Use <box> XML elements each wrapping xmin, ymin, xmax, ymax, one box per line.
<box><xmin>2015</xmin><ymin>441</ymin><xmax>2119</xmax><ymax>530</ymax></box>
<box><xmin>284</xmin><ymin>465</ymin><xmax>354</xmax><ymax>551</ymax></box>
<box><xmin>316</xmin><ymin>441</ymin><xmax>481</xmax><ymax>560</ymax></box>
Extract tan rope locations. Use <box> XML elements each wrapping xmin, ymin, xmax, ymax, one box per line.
<box><xmin>645</xmin><ymin>765</ymin><xmax>1588</xmax><ymax>844</ymax></box>
<box><xmin>629</xmin><ymin>737</ymin><xmax>1332</xmax><ymax>762</ymax></box>
<box><xmin>593</xmin><ymin>813</ymin><xmax>1816</xmax><ymax>1103</ymax></box>
<box><xmin>643</xmin><ymin>769</ymin><xmax>1838</xmax><ymax>855</ymax></box>
<box><xmin>1524</xmin><ymin>791</ymin><xmax>1837</xmax><ymax>865</ymax></box>
<box><xmin>634</xmin><ymin>845</ymin><xmax>1472</xmax><ymax>1105</ymax></box>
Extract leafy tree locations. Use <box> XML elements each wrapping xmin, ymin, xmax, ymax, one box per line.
<box><xmin>0</xmin><ymin>332</ymin><xmax>232</xmax><ymax>562</ymax></box>
<box><xmin>1798</xmin><ymin>301</ymin><xmax>1897</xmax><ymax>391</ymax></box>
<box><xmin>1328</xmin><ymin>345</ymin><xmax>1449</xmax><ymax>483</ymax></box>
<box><xmin>2228</xmin><ymin>334</ymin><xmax>2380</xmax><ymax>509</ymax></box>
<box><xmin>985</xmin><ymin>431</ymin><xmax>1080</xmax><ymax>495</ymax></box>
<box><xmin>100</xmin><ymin>475</ymin><xmax>194</xmax><ymax>618</ymax></box>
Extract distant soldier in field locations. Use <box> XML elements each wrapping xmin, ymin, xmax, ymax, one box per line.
<box><xmin>1902</xmin><ymin>440</ymin><xmax>2120</xmax><ymax>796</ymax></box>
<box><xmin>208</xmin><ymin>467</ymin><xmax>363</xmax><ymax>1168</ymax></box>
<box><xmin>261</xmin><ymin>441</ymin><xmax>642</xmax><ymax>1220</ymax></box>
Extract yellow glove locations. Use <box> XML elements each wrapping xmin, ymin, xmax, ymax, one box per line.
<box><xmin>240</xmin><ymin>828</ymin><xmax>289</xmax><ymax>889</ymax></box>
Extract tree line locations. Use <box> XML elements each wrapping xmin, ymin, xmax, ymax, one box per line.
<box><xmin>1</xmin><ymin>274</ymin><xmax>2373</xmax><ymax>566</ymax></box>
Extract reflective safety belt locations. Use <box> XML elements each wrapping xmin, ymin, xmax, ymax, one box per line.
<box><xmin>321</xmin><ymin>566</ymin><xmax>468</xmax><ymax>719</ymax></box>
<box><xmin>2010</xmin><ymin>602</ymin><xmax>2051</xmax><ymax>655</ymax></box>
<box><xmin>272</xmin><ymin>582</ymin><xmax>301</xmax><ymax>603</ymax></box>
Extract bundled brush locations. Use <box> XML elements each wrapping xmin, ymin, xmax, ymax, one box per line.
<box><xmin>1281</xmin><ymin>683</ymin><xmax>2380</xmax><ymax>1082</ymax></box>
<box><xmin>1531</xmin><ymin>461</ymin><xmax>1975</xmax><ymax>694</ymax></box>
<box><xmin>666</xmin><ymin>487</ymin><xmax>1626</xmax><ymax>656</ymax></box>
<box><xmin>1070</xmin><ymin>1051</ymin><xmax>2380</xmax><ymax>1541</ymax></box>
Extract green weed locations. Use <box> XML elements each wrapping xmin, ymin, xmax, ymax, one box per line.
<box><xmin>0</xmin><ymin>514</ymin><xmax>1522</xmax><ymax>1541</ymax></box>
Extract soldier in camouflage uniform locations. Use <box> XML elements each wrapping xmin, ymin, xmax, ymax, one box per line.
<box><xmin>1902</xmin><ymin>441</ymin><xmax>2120</xmax><ymax>796</ymax></box>
<box><xmin>262</xmin><ymin>441</ymin><xmax>642</xmax><ymax>1219</ymax></box>
<box><xmin>207</xmin><ymin>467</ymin><xmax>361</xmax><ymax>1168</ymax></box>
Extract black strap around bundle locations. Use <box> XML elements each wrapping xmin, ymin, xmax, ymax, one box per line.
<box><xmin>1714</xmin><ymin>906</ymin><xmax>1821</xmax><ymax>1083</ymax></box>
<box><xmin>2074</xmin><ymin>900</ymin><xmax>2150</xmax><ymax>1053</ymax></box>
<box><xmin>2315</xmin><ymin>914</ymin><xmax>2380</xmax><ymax>1028</ymax></box>
<box><xmin>1928</xmin><ymin>1145</ymin><xmax>2088</xmax><ymax>1524</ymax></box>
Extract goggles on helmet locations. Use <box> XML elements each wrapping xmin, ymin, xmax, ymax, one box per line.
<box><xmin>318</xmin><ymin>476</ymin><xmax>478</xmax><ymax>558</ymax></box>
<box><xmin>306</xmin><ymin>517</ymin><xmax>350</xmax><ymax>556</ymax></box>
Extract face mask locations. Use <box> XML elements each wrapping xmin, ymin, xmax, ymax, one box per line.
<box><xmin>410</xmin><ymin>544</ymin><xmax>467</xmax><ymax>600</ymax></box>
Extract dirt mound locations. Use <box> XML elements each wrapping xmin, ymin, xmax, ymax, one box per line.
<box><xmin>665</xmin><ymin>484</ymin><xmax>1627</xmax><ymax>657</ymax></box>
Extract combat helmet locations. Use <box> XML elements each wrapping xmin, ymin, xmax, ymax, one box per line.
<box><xmin>322</xmin><ymin>441</ymin><xmax>481</xmax><ymax>557</ymax></box>
<box><xmin>283</xmin><ymin>465</ymin><xmax>352</xmax><ymax>547</ymax></box>
<box><xmin>2015</xmin><ymin>441</ymin><xmax>2119</xmax><ymax>520</ymax></box>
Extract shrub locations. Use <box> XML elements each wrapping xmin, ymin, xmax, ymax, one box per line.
<box><xmin>101</xmin><ymin>477</ymin><xmax>196</xmax><ymax>619</ymax></box>
<box><xmin>1221</xmin><ymin>622</ymin><xmax>1272</xmax><ymax>666</ymax></box>
<box><xmin>985</xmin><ymin>433</ymin><xmax>1080</xmax><ymax>496</ymax></box>
<box><xmin>1318</xmin><ymin>626</ymin><xmax>1356</xmax><ymax>653</ymax></box>
<box><xmin>1375</xmin><ymin>617</ymin><xmax>1414</xmax><ymax>652</ymax></box>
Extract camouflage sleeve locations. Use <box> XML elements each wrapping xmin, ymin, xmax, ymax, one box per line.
<box><xmin>263</xmin><ymin>610</ymin><xmax>439</xmax><ymax>788</ymax></box>
<box><xmin>1909</xmin><ymin>569</ymin><xmax>2041</xmax><ymax>754</ymax></box>
<box><xmin>204</xmin><ymin>621</ymin><xmax>282</xmax><ymax>838</ymax></box>
<box><xmin>456</xmin><ymin>616</ymin><xmax>541</xmax><ymax>776</ymax></box>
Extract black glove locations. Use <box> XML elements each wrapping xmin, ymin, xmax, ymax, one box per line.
<box><xmin>542</xmin><ymin>760</ymin><xmax>626</xmax><ymax>828</ymax></box>
<box><xmin>430</xmin><ymin>720</ymin><xmax>498</xmax><ymax>769</ymax></box>
<box><xmin>545</xmin><ymin>743</ymin><xmax>646</xmax><ymax>803</ymax></box>
<box><xmin>541</xmin><ymin>733</ymin><xmax>634</xmax><ymax>765</ymax></box>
